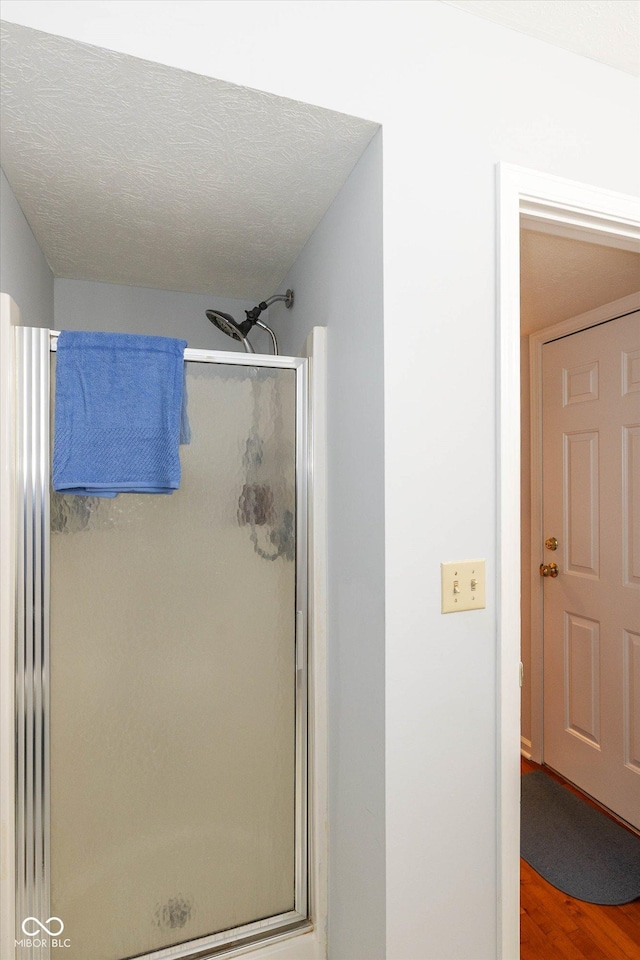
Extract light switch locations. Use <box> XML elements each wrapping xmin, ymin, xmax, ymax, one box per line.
<box><xmin>441</xmin><ymin>559</ymin><xmax>486</xmax><ymax>613</ymax></box>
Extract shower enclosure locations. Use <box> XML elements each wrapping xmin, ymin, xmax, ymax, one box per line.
<box><xmin>11</xmin><ymin>326</ymin><xmax>309</xmax><ymax>960</ymax></box>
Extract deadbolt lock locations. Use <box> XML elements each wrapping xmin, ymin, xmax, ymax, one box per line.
<box><xmin>544</xmin><ymin>537</ymin><xmax>558</xmax><ymax>551</ymax></box>
<box><xmin>539</xmin><ymin>562</ymin><xmax>559</xmax><ymax>578</ymax></box>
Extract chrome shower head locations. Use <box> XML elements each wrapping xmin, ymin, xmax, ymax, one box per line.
<box><xmin>205</xmin><ymin>309</ymin><xmax>255</xmax><ymax>352</ymax></box>
<box><xmin>205</xmin><ymin>290</ymin><xmax>293</xmax><ymax>356</ymax></box>
<box><xmin>206</xmin><ymin>309</ymin><xmax>248</xmax><ymax>342</ymax></box>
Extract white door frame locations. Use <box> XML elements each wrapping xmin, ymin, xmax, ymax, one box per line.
<box><xmin>528</xmin><ymin>292</ymin><xmax>640</xmax><ymax>766</ymax></box>
<box><xmin>496</xmin><ymin>163</ymin><xmax>640</xmax><ymax>960</ymax></box>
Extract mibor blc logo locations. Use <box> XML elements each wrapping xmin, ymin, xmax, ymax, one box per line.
<box><xmin>22</xmin><ymin>918</ymin><xmax>64</xmax><ymax>936</ymax></box>
<box><xmin>16</xmin><ymin>916</ymin><xmax>71</xmax><ymax>949</ymax></box>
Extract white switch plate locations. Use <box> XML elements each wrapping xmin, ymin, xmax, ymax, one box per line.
<box><xmin>441</xmin><ymin>559</ymin><xmax>486</xmax><ymax>613</ymax></box>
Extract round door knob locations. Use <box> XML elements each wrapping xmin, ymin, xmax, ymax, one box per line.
<box><xmin>539</xmin><ymin>562</ymin><xmax>559</xmax><ymax>578</ymax></box>
<box><xmin>545</xmin><ymin>537</ymin><xmax>558</xmax><ymax>551</ymax></box>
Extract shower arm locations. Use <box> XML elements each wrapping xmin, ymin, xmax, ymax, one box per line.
<box><xmin>244</xmin><ymin>290</ymin><xmax>294</xmax><ymax>325</ymax></box>
<box><xmin>242</xmin><ymin>289</ymin><xmax>292</xmax><ymax>355</ymax></box>
<box><xmin>263</xmin><ymin>293</ymin><xmax>292</xmax><ymax>308</ymax></box>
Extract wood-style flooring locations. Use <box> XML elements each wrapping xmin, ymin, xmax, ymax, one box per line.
<box><xmin>520</xmin><ymin>759</ymin><xmax>640</xmax><ymax>960</ymax></box>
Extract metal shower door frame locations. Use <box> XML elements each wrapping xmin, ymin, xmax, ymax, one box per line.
<box><xmin>15</xmin><ymin>329</ymin><xmax>310</xmax><ymax>960</ymax></box>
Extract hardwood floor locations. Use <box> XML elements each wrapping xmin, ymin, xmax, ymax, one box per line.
<box><xmin>520</xmin><ymin>759</ymin><xmax>640</xmax><ymax>960</ymax></box>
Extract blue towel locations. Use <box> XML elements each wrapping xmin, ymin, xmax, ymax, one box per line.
<box><xmin>52</xmin><ymin>331</ymin><xmax>188</xmax><ymax>497</ymax></box>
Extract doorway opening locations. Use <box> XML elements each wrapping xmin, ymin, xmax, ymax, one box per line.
<box><xmin>497</xmin><ymin>163</ymin><xmax>640</xmax><ymax>960</ymax></box>
<box><xmin>519</xmin><ymin>231</ymin><xmax>640</xmax><ymax>770</ymax></box>
<box><xmin>518</xmin><ymin>231</ymin><xmax>640</xmax><ymax>957</ymax></box>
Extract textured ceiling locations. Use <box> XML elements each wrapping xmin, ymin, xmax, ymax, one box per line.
<box><xmin>443</xmin><ymin>0</ymin><xmax>640</xmax><ymax>76</ymax></box>
<box><xmin>520</xmin><ymin>229</ymin><xmax>640</xmax><ymax>333</ymax></box>
<box><xmin>0</xmin><ymin>21</ymin><xmax>378</xmax><ymax>299</ymax></box>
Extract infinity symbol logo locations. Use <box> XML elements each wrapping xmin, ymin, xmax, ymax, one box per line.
<box><xmin>21</xmin><ymin>917</ymin><xmax>64</xmax><ymax>936</ymax></box>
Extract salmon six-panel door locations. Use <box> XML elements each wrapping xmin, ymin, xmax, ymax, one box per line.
<box><xmin>541</xmin><ymin>310</ymin><xmax>640</xmax><ymax>830</ymax></box>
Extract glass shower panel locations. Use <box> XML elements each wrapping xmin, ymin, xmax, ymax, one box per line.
<box><xmin>49</xmin><ymin>359</ymin><xmax>298</xmax><ymax>960</ymax></box>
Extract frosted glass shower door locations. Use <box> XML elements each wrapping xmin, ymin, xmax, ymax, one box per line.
<box><xmin>21</xmin><ymin>346</ymin><xmax>309</xmax><ymax>960</ymax></box>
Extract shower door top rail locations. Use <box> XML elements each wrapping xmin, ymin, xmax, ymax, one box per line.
<box><xmin>48</xmin><ymin>331</ymin><xmax>305</xmax><ymax>370</ymax></box>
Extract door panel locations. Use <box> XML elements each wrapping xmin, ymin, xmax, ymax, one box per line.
<box><xmin>564</xmin><ymin>431</ymin><xmax>599</xmax><ymax>576</ymax></box>
<box><xmin>624</xmin><ymin>629</ymin><xmax>640</xmax><ymax>773</ymax></box>
<box><xmin>564</xmin><ymin>612</ymin><xmax>600</xmax><ymax>746</ymax></box>
<box><xmin>624</xmin><ymin>424</ymin><xmax>640</xmax><ymax>586</ymax></box>
<box><xmin>48</xmin><ymin>357</ymin><xmax>300</xmax><ymax>960</ymax></box>
<box><xmin>542</xmin><ymin>310</ymin><xmax>640</xmax><ymax>828</ymax></box>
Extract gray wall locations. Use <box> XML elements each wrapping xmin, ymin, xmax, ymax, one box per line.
<box><xmin>272</xmin><ymin>131</ymin><xmax>385</xmax><ymax>960</ymax></box>
<box><xmin>54</xmin><ymin>278</ymin><xmax>264</xmax><ymax>353</ymax></box>
<box><xmin>0</xmin><ymin>167</ymin><xmax>53</xmax><ymax>325</ymax></box>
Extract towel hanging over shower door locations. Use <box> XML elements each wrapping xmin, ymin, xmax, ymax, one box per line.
<box><xmin>52</xmin><ymin>330</ymin><xmax>187</xmax><ymax>496</ymax></box>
